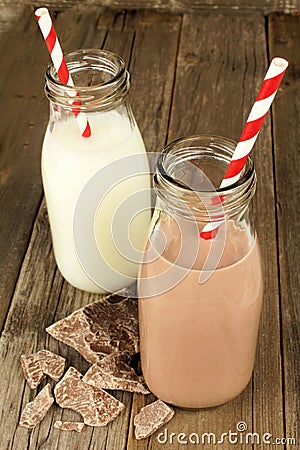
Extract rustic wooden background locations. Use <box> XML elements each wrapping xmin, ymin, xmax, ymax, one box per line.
<box><xmin>0</xmin><ymin>2</ymin><xmax>299</xmax><ymax>450</ymax></box>
<box><xmin>1</xmin><ymin>0</ymin><xmax>300</xmax><ymax>12</ymax></box>
<box><xmin>1</xmin><ymin>0</ymin><xmax>300</xmax><ymax>26</ymax></box>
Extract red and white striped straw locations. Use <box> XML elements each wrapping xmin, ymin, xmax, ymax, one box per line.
<box><xmin>200</xmin><ymin>57</ymin><xmax>288</xmax><ymax>240</ymax></box>
<box><xmin>35</xmin><ymin>7</ymin><xmax>91</xmax><ymax>138</ymax></box>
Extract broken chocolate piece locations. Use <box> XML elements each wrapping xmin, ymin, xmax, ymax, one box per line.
<box><xmin>83</xmin><ymin>354</ymin><xmax>150</xmax><ymax>394</ymax></box>
<box><xmin>46</xmin><ymin>288</ymin><xmax>139</xmax><ymax>363</ymax></box>
<box><xmin>54</xmin><ymin>367</ymin><xmax>124</xmax><ymax>426</ymax></box>
<box><xmin>19</xmin><ymin>384</ymin><xmax>54</xmax><ymax>429</ymax></box>
<box><xmin>21</xmin><ymin>350</ymin><xmax>65</xmax><ymax>389</ymax></box>
<box><xmin>20</xmin><ymin>354</ymin><xmax>44</xmax><ymax>389</ymax></box>
<box><xmin>54</xmin><ymin>421</ymin><xmax>85</xmax><ymax>432</ymax></box>
<box><xmin>134</xmin><ymin>400</ymin><xmax>174</xmax><ymax>440</ymax></box>
<box><xmin>38</xmin><ymin>350</ymin><xmax>65</xmax><ymax>380</ymax></box>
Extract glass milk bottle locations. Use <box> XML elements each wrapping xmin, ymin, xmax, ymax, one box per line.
<box><xmin>138</xmin><ymin>135</ymin><xmax>263</xmax><ymax>408</ymax></box>
<box><xmin>42</xmin><ymin>49</ymin><xmax>151</xmax><ymax>293</ymax></box>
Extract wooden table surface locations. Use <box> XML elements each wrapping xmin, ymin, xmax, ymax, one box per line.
<box><xmin>0</xmin><ymin>6</ymin><xmax>299</xmax><ymax>450</ymax></box>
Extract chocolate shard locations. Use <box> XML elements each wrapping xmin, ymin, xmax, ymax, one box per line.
<box><xmin>54</xmin><ymin>367</ymin><xmax>124</xmax><ymax>427</ymax></box>
<box><xmin>83</xmin><ymin>354</ymin><xmax>150</xmax><ymax>395</ymax></box>
<box><xmin>46</xmin><ymin>288</ymin><xmax>139</xmax><ymax>364</ymax></box>
<box><xmin>54</xmin><ymin>421</ymin><xmax>85</xmax><ymax>432</ymax></box>
<box><xmin>19</xmin><ymin>384</ymin><xmax>54</xmax><ymax>429</ymax></box>
<box><xmin>20</xmin><ymin>354</ymin><xmax>44</xmax><ymax>389</ymax></box>
<box><xmin>134</xmin><ymin>400</ymin><xmax>174</xmax><ymax>440</ymax></box>
<box><xmin>37</xmin><ymin>350</ymin><xmax>65</xmax><ymax>380</ymax></box>
<box><xmin>21</xmin><ymin>350</ymin><xmax>65</xmax><ymax>389</ymax></box>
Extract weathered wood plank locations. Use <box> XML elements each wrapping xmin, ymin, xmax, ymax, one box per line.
<box><xmin>0</xmin><ymin>11</ymin><xmax>117</xmax><ymax>448</ymax></box>
<box><xmin>268</xmin><ymin>13</ymin><xmax>300</xmax><ymax>449</ymax></box>
<box><xmin>0</xmin><ymin>12</ymin><xmax>48</xmax><ymax>334</ymax></box>
<box><xmin>124</xmin><ymin>10</ymin><xmax>181</xmax><ymax>153</ymax></box>
<box><xmin>0</xmin><ymin>201</ymin><xmax>133</xmax><ymax>450</ymax></box>
<box><xmin>0</xmin><ymin>4</ymin><xmax>29</xmax><ymax>32</ymax></box>
<box><xmin>0</xmin><ymin>9</ymin><xmax>107</xmax><ymax>449</ymax></box>
<box><xmin>1</xmin><ymin>0</ymin><xmax>300</xmax><ymax>14</ymax></box>
<box><xmin>1</xmin><ymin>6</ymin><xmax>297</xmax><ymax>450</ymax></box>
<box><xmin>173</xmin><ymin>0</ymin><xmax>300</xmax><ymax>12</ymax></box>
<box><xmin>0</xmin><ymin>9</ymin><xmax>99</xmax><ymax>334</ymax></box>
<box><xmin>0</xmin><ymin>9</ymin><xmax>181</xmax><ymax>450</ymax></box>
<box><xmin>166</xmin><ymin>12</ymin><xmax>284</xmax><ymax>450</ymax></box>
<box><xmin>97</xmin><ymin>9</ymin><xmax>134</xmax><ymax>64</ymax></box>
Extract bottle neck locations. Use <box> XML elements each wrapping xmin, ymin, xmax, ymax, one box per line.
<box><xmin>45</xmin><ymin>49</ymin><xmax>130</xmax><ymax>112</ymax></box>
<box><xmin>154</xmin><ymin>135</ymin><xmax>257</xmax><ymax>223</ymax></box>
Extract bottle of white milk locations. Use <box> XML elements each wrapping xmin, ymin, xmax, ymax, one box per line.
<box><xmin>42</xmin><ymin>49</ymin><xmax>151</xmax><ymax>293</ymax></box>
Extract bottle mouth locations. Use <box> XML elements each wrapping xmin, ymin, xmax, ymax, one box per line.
<box><xmin>155</xmin><ymin>135</ymin><xmax>256</xmax><ymax>219</ymax></box>
<box><xmin>45</xmin><ymin>49</ymin><xmax>130</xmax><ymax>111</ymax></box>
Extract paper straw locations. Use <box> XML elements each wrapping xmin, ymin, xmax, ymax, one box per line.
<box><xmin>200</xmin><ymin>57</ymin><xmax>288</xmax><ymax>240</ymax></box>
<box><xmin>35</xmin><ymin>7</ymin><xmax>91</xmax><ymax>138</ymax></box>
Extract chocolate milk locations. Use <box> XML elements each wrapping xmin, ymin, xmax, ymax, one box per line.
<box><xmin>138</xmin><ymin>219</ymin><xmax>263</xmax><ymax>408</ymax></box>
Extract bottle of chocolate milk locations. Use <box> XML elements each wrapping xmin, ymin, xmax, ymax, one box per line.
<box><xmin>138</xmin><ymin>135</ymin><xmax>263</xmax><ymax>408</ymax></box>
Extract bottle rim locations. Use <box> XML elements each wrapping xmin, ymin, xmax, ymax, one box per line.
<box><xmin>44</xmin><ymin>49</ymin><xmax>130</xmax><ymax>110</ymax></box>
<box><xmin>154</xmin><ymin>135</ymin><xmax>257</xmax><ymax>219</ymax></box>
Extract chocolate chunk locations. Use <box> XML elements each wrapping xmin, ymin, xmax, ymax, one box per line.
<box><xmin>19</xmin><ymin>384</ymin><xmax>54</xmax><ymax>429</ymax></box>
<box><xmin>20</xmin><ymin>354</ymin><xmax>44</xmax><ymax>389</ymax></box>
<box><xmin>134</xmin><ymin>400</ymin><xmax>174</xmax><ymax>440</ymax></box>
<box><xmin>46</xmin><ymin>288</ymin><xmax>139</xmax><ymax>363</ymax></box>
<box><xmin>38</xmin><ymin>350</ymin><xmax>65</xmax><ymax>380</ymax></box>
<box><xmin>54</xmin><ymin>421</ymin><xmax>85</xmax><ymax>432</ymax></box>
<box><xmin>83</xmin><ymin>354</ymin><xmax>150</xmax><ymax>395</ymax></box>
<box><xmin>21</xmin><ymin>350</ymin><xmax>65</xmax><ymax>389</ymax></box>
<box><xmin>54</xmin><ymin>367</ymin><xmax>124</xmax><ymax>426</ymax></box>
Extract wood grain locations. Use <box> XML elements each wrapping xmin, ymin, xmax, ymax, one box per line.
<box><xmin>124</xmin><ymin>10</ymin><xmax>181</xmax><ymax>153</ymax></box>
<box><xmin>0</xmin><ymin>11</ymin><xmax>47</xmax><ymax>333</ymax></box>
<box><xmin>0</xmin><ymin>9</ymin><xmax>99</xmax><ymax>334</ymax></box>
<box><xmin>0</xmin><ymin>9</ymin><xmax>106</xmax><ymax>449</ymax></box>
<box><xmin>268</xmin><ymin>13</ymin><xmax>300</xmax><ymax>449</ymax></box>
<box><xmin>0</xmin><ymin>9</ymin><xmax>181</xmax><ymax>450</ymax></box>
<box><xmin>1</xmin><ymin>0</ymin><xmax>300</xmax><ymax>15</ymax></box>
<box><xmin>0</xmin><ymin>4</ymin><xmax>29</xmax><ymax>32</ymax></box>
<box><xmin>0</xmin><ymin>6</ymin><xmax>298</xmax><ymax>450</ymax></box>
<box><xmin>167</xmin><ymin>12</ymin><xmax>284</xmax><ymax>450</ymax></box>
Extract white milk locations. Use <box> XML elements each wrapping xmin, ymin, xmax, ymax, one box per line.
<box><xmin>42</xmin><ymin>111</ymin><xmax>151</xmax><ymax>293</ymax></box>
